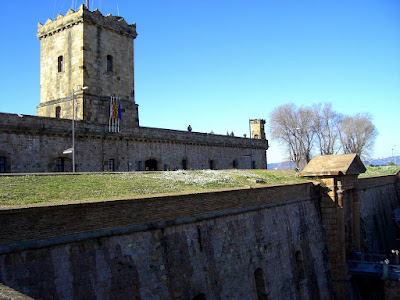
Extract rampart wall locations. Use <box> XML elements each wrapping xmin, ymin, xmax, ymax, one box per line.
<box><xmin>0</xmin><ymin>113</ymin><xmax>268</xmax><ymax>173</ymax></box>
<box><xmin>0</xmin><ymin>182</ymin><xmax>332</xmax><ymax>299</ymax></box>
<box><xmin>357</xmin><ymin>175</ymin><xmax>400</xmax><ymax>253</ymax></box>
<box><xmin>1</xmin><ymin>173</ymin><xmax>399</xmax><ymax>299</ymax></box>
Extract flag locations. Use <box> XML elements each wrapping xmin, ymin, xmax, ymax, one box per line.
<box><xmin>109</xmin><ymin>96</ymin><xmax>121</xmax><ymax>133</ymax></box>
<box><xmin>113</xmin><ymin>100</ymin><xmax>118</xmax><ymax>119</ymax></box>
<box><xmin>118</xmin><ymin>101</ymin><xmax>122</xmax><ymax>120</ymax></box>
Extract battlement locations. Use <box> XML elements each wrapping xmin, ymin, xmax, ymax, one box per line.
<box><xmin>250</xmin><ymin>119</ymin><xmax>266</xmax><ymax>125</ymax></box>
<box><xmin>250</xmin><ymin>119</ymin><xmax>266</xmax><ymax>140</ymax></box>
<box><xmin>37</xmin><ymin>4</ymin><xmax>137</xmax><ymax>40</ymax></box>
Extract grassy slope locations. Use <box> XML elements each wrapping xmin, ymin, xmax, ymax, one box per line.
<box><xmin>0</xmin><ymin>166</ymin><xmax>398</xmax><ymax>206</ymax></box>
<box><xmin>0</xmin><ymin>170</ymin><xmax>307</xmax><ymax>206</ymax></box>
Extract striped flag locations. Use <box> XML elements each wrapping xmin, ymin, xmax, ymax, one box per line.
<box><xmin>109</xmin><ymin>96</ymin><xmax>121</xmax><ymax>133</ymax></box>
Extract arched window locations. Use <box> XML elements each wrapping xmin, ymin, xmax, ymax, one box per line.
<box><xmin>58</xmin><ymin>56</ymin><xmax>64</xmax><ymax>72</ymax></box>
<box><xmin>0</xmin><ymin>156</ymin><xmax>6</xmax><ymax>173</ymax></box>
<box><xmin>295</xmin><ymin>251</ymin><xmax>306</xmax><ymax>280</ymax></box>
<box><xmin>56</xmin><ymin>157</ymin><xmax>64</xmax><ymax>172</ymax></box>
<box><xmin>55</xmin><ymin>106</ymin><xmax>61</xmax><ymax>118</ymax></box>
<box><xmin>107</xmin><ymin>55</ymin><xmax>113</xmax><ymax>72</ymax></box>
<box><xmin>254</xmin><ymin>268</ymin><xmax>269</xmax><ymax>300</ymax></box>
<box><xmin>109</xmin><ymin>159</ymin><xmax>115</xmax><ymax>171</ymax></box>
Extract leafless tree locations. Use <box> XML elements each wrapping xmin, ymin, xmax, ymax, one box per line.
<box><xmin>269</xmin><ymin>104</ymin><xmax>314</xmax><ymax>169</ymax></box>
<box><xmin>298</xmin><ymin>106</ymin><xmax>315</xmax><ymax>164</ymax></box>
<box><xmin>311</xmin><ymin>103</ymin><xmax>342</xmax><ymax>155</ymax></box>
<box><xmin>338</xmin><ymin>113</ymin><xmax>377</xmax><ymax>159</ymax></box>
<box><xmin>270</xmin><ymin>103</ymin><xmax>378</xmax><ymax>166</ymax></box>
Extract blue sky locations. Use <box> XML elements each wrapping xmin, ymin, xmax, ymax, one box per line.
<box><xmin>0</xmin><ymin>0</ymin><xmax>399</xmax><ymax>163</ymax></box>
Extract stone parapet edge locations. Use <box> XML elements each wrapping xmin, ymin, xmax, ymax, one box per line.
<box><xmin>0</xmin><ymin>195</ymin><xmax>313</xmax><ymax>255</ymax></box>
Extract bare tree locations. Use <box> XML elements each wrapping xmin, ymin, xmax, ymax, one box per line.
<box><xmin>270</xmin><ymin>102</ymin><xmax>378</xmax><ymax>165</ymax></box>
<box><xmin>298</xmin><ymin>106</ymin><xmax>315</xmax><ymax>164</ymax></box>
<box><xmin>338</xmin><ymin>113</ymin><xmax>377</xmax><ymax>159</ymax></box>
<box><xmin>311</xmin><ymin>103</ymin><xmax>342</xmax><ymax>155</ymax></box>
<box><xmin>269</xmin><ymin>104</ymin><xmax>314</xmax><ymax>169</ymax></box>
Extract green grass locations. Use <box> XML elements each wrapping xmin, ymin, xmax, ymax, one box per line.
<box><xmin>0</xmin><ymin>166</ymin><xmax>397</xmax><ymax>206</ymax></box>
<box><xmin>360</xmin><ymin>165</ymin><xmax>399</xmax><ymax>178</ymax></box>
<box><xmin>0</xmin><ymin>170</ymin><xmax>307</xmax><ymax>206</ymax></box>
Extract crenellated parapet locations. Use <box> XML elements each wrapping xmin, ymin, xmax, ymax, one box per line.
<box><xmin>37</xmin><ymin>4</ymin><xmax>138</xmax><ymax>125</ymax></box>
<box><xmin>37</xmin><ymin>4</ymin><xmax>137</xmax><ymax>40</ymax></box>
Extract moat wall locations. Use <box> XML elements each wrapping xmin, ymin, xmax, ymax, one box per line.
<box><xmin>0</xmin><ymin>174</ymin><xmax>399</xmax><ymax>299</ymax></box>
<box><xmin>358</xmin><ymin>175</ymin><xmax>400</xmax><ymax>253</ymax></box>
<box><xmin>0</xmin><ymin>183</ymin><xmax>333</xmax><ymax>299</ymax></box>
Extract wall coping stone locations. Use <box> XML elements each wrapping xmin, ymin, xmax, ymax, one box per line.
<box><xmin>0</xmin><ymin>194</ymin><xmax>313</xmax><ymax>255</ymax></box>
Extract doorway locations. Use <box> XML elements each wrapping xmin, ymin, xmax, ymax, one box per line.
<box><xmin>145</xmin><ymin>159</ymin><xmax>157</xmax><ymax>171</ymax></box>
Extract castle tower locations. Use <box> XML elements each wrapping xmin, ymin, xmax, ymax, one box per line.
<box><xmin>36</xmin><ymin>4</ymin><xmax>139</xmax><ymax>128</ymax></box>
<box><xmin>250</xmin><ymin>119</ymin><xmax>266</xmax><ymax>139</ymax></box>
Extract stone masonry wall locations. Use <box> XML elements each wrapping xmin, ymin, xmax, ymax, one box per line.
<box><xmin>37</xmin><ymin>16</ymin><xmax>84</xmax><ymax>106</ymax></box>
<box><xmin>37</xmin><ymin>6</ymin><xmax>138</xmax><ymax>125</ymax></box>
<box><xmin>0</xmin><ymin>183</ymin><xmax>314</xmax><ymax>247</ymax></box>
<box><xmin>83</xmin><ymin>18</ymin><xmax>135</xmax><ymax>101</ymax></box>
<box><xmin>0</xmin><ymin>183</ymin><xmax>332</xmax><ymax>299</ymax></box>
<box><xmin>0</xmin><ymin>113</ymin><xmax>268</xmax><ymax>173</ymax></box>
<box><xmin>357</xmin><ymin>175</ymin><xmax>400</xmax><ymax>254</ymax></box>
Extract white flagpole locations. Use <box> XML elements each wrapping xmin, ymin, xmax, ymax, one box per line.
<box><xmin>109</xmin><ymin>96</ymin><xmax>112</xmax><ymax>132</ymax></box>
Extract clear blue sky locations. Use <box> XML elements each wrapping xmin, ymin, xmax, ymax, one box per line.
<box><xmin>0</xmin><ymin>0</ymin><xmax>399</xmax><ymax>163</ymax></box>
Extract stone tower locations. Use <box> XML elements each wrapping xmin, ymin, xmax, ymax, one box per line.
<box><xmin>250</xmin><ymin>119</ymin><xmax>266</xmax><ymax>139</ymax></box>
<box><xmin>36</xmin><ymin>4</ymin><xmax>139</xmax><ymax>128</ymax></box>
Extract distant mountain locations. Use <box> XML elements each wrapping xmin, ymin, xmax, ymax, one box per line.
<box><xmin>267</xmin><ymin>161</ymin><xmax>294</xmax><ymax>170</ymax></box>
<box><xmin>363</xmin><ymin>156</ymin><xmax>400</xmax><ymax>167</ymax></box>
<box><xmin>267</xmin><ymin>156</ymin><xmax>400</xmax><ymax>170</ymax></box>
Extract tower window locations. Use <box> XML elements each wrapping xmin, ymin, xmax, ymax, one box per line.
<box><xmin>58</xmin><ymin>56</ymin><xmax>64</xmax><ymax>72</ymax></box>
<box><xmin>0</xmin><ymin>156</ymin><xmax>6</xmax><ymax>173</ymax></box>
<box><xmin>56</xmin><ymin>157</ymin><xmax>64</xmax><ymax>172</ymax></box>
<box><xmin>55</xmin><ymin>106</ymin><xmax>61</xmax><ymax>118</ymax></box>
<box><xmin>107</xmin><ymin>55</ymin><xmax>113</xmax><ymax>72</ymax></box>
<box><xmin>109</xmin><ymin>159</ymin><xmax>115</xmax><ymax>171</ymax></box>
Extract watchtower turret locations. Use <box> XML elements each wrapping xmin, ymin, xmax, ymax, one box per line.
<box><xmin>250</xmin><ymin>119</ymin><xmax>266</xmax><ymax>140</ymax></box>
<box><xmin>36</xmin><ymin>4</ymin><xmax>139</xmax><ymax>128</ymax></box>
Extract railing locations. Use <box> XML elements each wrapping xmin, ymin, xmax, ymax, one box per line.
<box><xmin>347</xmin><ymin>251</ymin><xmax>400</xmax><ymax>280</ymax></box>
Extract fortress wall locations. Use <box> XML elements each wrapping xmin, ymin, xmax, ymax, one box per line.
<box><xmin>0</xmin><ymin>113</ymin><xmax>267</xmax><ymax>149</ymax></box>
<box><xmin>0</xmin><ymin>113</ymin><xmax>268</xmax><ymax>173</ymax></box>
<box><xmin>357</xmin><ymin>174</ymin><xmax>400</xmax><ymax>253</ymax></box>
<box><xmin>0</xmin><ymin>183</ymin><xmax>315</xmax><ymax>247</ymax></box>
<box><xmin>0</xmin><ymin>183</ymin><xmax>332</xmax><ymax>299</ymax></box>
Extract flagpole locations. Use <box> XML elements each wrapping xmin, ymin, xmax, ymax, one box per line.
<box><xmin>118</xmin><ymin>96</ymin><xmax>120</xmax><ymax>133</ymax></box>
<box><xmin>109</xmin><ymin>96</ymin><xmax>112</xmax><ymax>132</ymax></box>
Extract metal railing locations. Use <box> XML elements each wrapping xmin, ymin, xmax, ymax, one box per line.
<box><xmin>347</xmin><ymin>251</ymin><xmax>400</xmax><ymax>280</ymax></box>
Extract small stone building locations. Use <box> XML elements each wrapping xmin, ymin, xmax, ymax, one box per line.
<box><xmin>0</xmin><ymin>5</ymin><xmax>268</xmax><ymax>173</ymax></box>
